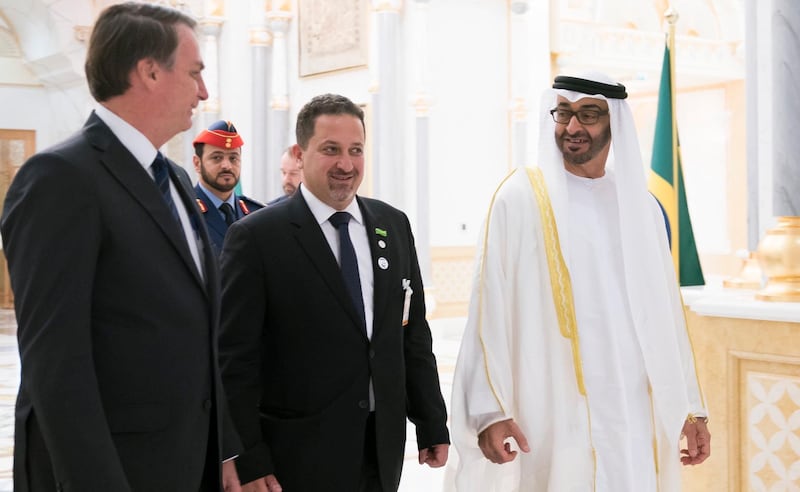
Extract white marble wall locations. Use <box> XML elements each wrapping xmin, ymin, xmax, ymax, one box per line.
<box><xmin>0</xmin><ymin>0</ymin><xmax>759</xmax><ymax>276</ymax></box>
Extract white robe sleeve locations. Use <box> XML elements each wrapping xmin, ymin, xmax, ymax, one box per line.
<box><xmin>450</xmin><ymin>168</ymin><xmax>597</xmax><ymax>491</ymax></box>
<box><xmin>450</xmin><ymin>169</ymin><xmax>534</xmax><ymax>492</ymax></box>
<box><xmin>455</xmin><ymin>191</ymin><xmax>515</xmax><ymax>428</ymax></box>
<box><xmin>648</xmin><ymin>196</ymin><xmax>708</xmax><ymax>419</ymax></box>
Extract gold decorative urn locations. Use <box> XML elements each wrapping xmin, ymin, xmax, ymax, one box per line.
<box><xmin>723</xmin><ymin>250</ymin><xmax>762</xmax><ymax>290</ymax></box>
<box><xmin>756</xmin><ymin>216</ymin><xmax>800</xmax><ymax>302</ymax></box>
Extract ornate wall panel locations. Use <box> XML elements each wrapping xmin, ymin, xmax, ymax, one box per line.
<box><xmin>682</xmin><ymin>308</ymin><xmax>800</xmax><ymax>491</ymax></box>
<box><xmin>735</xmin><ymin>355</ymin><xmax>800</xmax><ymax>489</ymax></box>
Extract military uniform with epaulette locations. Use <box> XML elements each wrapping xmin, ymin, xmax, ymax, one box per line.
<box><xmin>192</xmin><ymin>120</ymin><xmax>265</xmax><ymax>257</ymax></box>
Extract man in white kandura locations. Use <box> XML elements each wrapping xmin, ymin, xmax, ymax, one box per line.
<box><xmin>451</xmin><ymin>73</ymin><xmax>710</xmax><ymax>491</ymax></box>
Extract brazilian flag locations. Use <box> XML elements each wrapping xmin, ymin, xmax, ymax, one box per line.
<box><xmin>648</xmin><ymin>44</ymin><xmax>705</xmax><ymax>286</ymax></box>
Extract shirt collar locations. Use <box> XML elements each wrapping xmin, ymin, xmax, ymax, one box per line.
<box><xmin>198</xmin><ymin>183</ymin><xmax>237</xmax><ymax>210</ymax></box>
<box><xmin>300</xmin><ymin>183</ymin><xmax>363</xmax><ymax>226</ymax></box>
<box><xmin>94</xmin><ymin>105</ymin><xmax>158</xmax><ymax>170</ymax></box>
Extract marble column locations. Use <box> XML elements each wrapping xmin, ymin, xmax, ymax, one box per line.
<box><xmin>771</xmin><ymin>0</ymin><xmax>800</xmax><ymax>217</ymax></box>
<box><xmin>371</xmin><ymin>0</ymin><xmax>405</xmax><ymax>209</ymax></box>
<box><xmin>267</xmin><ymin>8</ymin><xmax>292</xmax><ymax>202</ymax></box>
<box><xmin>510</xmin><ymin>0</ymin><xmax>530</xmax><ymax>169</ymax></box>
<box><xmin>745</xmin><ymin>0</ymin><xmax>759</xmax><ymax>250</ymax></box>
<box><xmin>747</xmin><ymin>0</ymin><xmax>800</xmax><ymax>246</ymax></box>
<box><xmin>185</xmin><ymin>13</ymin><xmax>222</xmax><ymax>181</ymax></box>
<box><xmin>176</xmin><ymin>9</ymin><xmax>224</xmax><ymax>182</ymax></box>
<box><xmin>248</xmin><ymin>1</ymin><xmax>273</xmax><ymax>203</ymax></box>
<box><xmin>410</xmin><ymin>0</ymin><xmax>434</xmax><ymax>308</ymax></box>
<box><xmin>198</xmin><ymin>17</ymin><xmax>223</xmax><ymax>128</ymax></box>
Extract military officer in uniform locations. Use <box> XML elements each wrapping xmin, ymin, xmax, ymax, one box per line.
<box><xmin>193</xmin><ymin>120</ymin><xmax>264</xmax><ymax>256</ymax></box>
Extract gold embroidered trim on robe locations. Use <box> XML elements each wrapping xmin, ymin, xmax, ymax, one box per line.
<box><xmin>525</xmin><ymin>168</ymin><xmax>586</xmax><ymax>396</ymax></box>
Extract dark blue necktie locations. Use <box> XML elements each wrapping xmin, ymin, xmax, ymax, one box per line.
<box><xmin>220</xmin><ymin>202</ymin><xmax>236</xmax><ymax>226</ymax></box>
<box><xmin>151</xmin><ymin>152</ymin><xmax>181</xmax><ymax>227</ymax></box>
<box><xmin>329</xmin><ymin>212</ymin><xmax>366</xmax><ymax>328</ymax></box>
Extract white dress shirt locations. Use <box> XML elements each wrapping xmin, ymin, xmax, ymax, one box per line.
<box><xmin>300</xmin><ymin>183</ymin><xmax>376</xmax><ymax>411</ymax></box>
<box><xmin>300</xmin><ymin>183</ymin><xmax>374</xmax><ymax>339</ymax></box>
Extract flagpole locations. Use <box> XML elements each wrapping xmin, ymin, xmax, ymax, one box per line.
<box><xmin>666</xmin><ymin>7</ymin><xmax>680</xmax><ymax>279</ymax></box>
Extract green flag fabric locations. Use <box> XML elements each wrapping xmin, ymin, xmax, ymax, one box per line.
<box><xmin>647</xmin><ymin>44</ymin><xmax>705</xmax><ymax>286</ymax></box>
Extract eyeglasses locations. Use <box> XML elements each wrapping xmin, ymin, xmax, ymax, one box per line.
<box><xmin>549</xmin><ymin>108</ymin><xmax>609</xmax><ymax>125</ymax></box>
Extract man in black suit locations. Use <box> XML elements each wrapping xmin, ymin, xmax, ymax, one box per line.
<box><xmin>192</xmin><ymin>120</ymin><xmax>264</xmax><ymax>257</ymax></box>
<box><xmin>219</xmin><ymin>94</ymin><xmax>450</xmax><ymax>492</ymax></box>
<box><xmin>0</xmin><ymin>3</ymin><xmax>241</xmax><ymax>491</ymax></box>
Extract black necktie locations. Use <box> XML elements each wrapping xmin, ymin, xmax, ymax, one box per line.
<box><xmin>219</xmin><ymin>202</ymin><xmax>235</xmax><ymax>226</ymax></box>
<box><xmin>329</xmin><ymin>212</ymin><xmax>366</xmax><ymax>328</ymax></box>
<box><xmin>151</xmin><ymin>152</ymin><xmax>181</xmax><ymax>226</ymax></box>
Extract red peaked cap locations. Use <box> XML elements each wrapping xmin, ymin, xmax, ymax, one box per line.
<box><xmin>192</xmin><ymin>120</ymin><xmax>244</xmax><ymax>149</ymax></box>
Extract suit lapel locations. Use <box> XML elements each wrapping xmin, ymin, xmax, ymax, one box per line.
<box><xmin>170</xmin><ymin>163</ymin><xmax>212</xmax><ymax>289</ymax></box>
<box><xmin>288</xmin><ymin>193</ymin><xmax>367</xmax><ymax>337</ymax></box>
<box><xmin>84</xmin><ymin>114</ymin><xmax>205</xmax><ymax>290</ymax></box>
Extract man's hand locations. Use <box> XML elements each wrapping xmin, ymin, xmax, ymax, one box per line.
<box><xmin>418</xmin><ymin>443</ymin><xmax>449</xmax><ymax>467</ymax></box>
<box><xmin>477</xmin><ymin>418</ymin><xmax>530</xmax><ymax>464</ymax></box>
<box><xmin>264</xmin><ymin>474</ymin><xmax>282</xmax><ymax>492</ymax></box>
<box><xmin>241</xmin><ymin>474</ymin><xmax>282</xmax><ymax>492</ymax></box>
<box><xmin>680</xmin><ymin>418</ymin><xmax>711</xmax><ymax>466</ymax></box>
<box><xmin>222</xmin><ymin>461</ymin><xmax>242</xmax><ymax>492</ymax></box>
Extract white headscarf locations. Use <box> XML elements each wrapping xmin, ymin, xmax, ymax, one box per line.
<box><xmin>537</xmin><ymin>72</ymin><xmax>649</xmax><ymax>253</ymax></box>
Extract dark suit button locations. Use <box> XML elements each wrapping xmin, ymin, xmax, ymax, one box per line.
<box><xmin>203</xmin><ymin>399</ymin><xmax>212</xmax><ymax>411</ymax></box>
<box><xmin>368</xmin><ymin>349</ymin><xmax>375</xmax><ymax>359</ymax></box>
<box><xmin>358</xmin><ymin>400</ymin><xmax>368</xmax><ymax>409</ymax></box>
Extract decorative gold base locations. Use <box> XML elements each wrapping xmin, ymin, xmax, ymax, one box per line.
<box><xmin>756</xmin><ymin>216</ymin><xmax>800</xmax><ymax>302</ymax></box>
<box><xmin>723</xmin><ymin>252</ymin><xmax>762</xmax><ymax>290</ymax></box>
<box><xmin>755</xmin><ymin>279</ymin><xmax>800</xmax><ymax>302</ymax></box>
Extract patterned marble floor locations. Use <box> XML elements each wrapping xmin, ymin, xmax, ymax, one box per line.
<box><xmin>0</xmin><ymin>310</ymin><xmax>463</xmax><ymax>491</ymax></box>
<box><xmin>398</xmin><ymin>317</ymin><xmax>462</xmax><ymax>492</ymax></box>
<box><xmin>0</xmin><ymin>310</ymin><xmax>19</xmax><ymax>492</ymax></box>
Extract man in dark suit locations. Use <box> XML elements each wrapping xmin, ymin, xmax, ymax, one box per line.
<box><xmin>219</xmin><ymin>94</ymin><xmax>450</xmax><ymax>492</ymax></box>
<box><xmin>0</xmin><ymin>3</ymin><xmax>241</xmax><ymax>491</ymax></box>
<box><xmin>192</xmin><ymin>120</ymin><xmax>264</xmax><ymax>257</ymax></box>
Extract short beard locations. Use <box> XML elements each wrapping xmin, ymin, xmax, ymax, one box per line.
<box><xmin>558</xmin><ymin>125</ymin><xmax>611</xmax><ymax>165</ymax></box>
<box><xmin>201</xmin><ymin>165</ymin><xmax>238</xmax><ymax>193</ymax></box>
<box><xmin>327</xmin><ymin>184</ymin><xmax>354</xmax><ymax>204</ymax></box>
<box><xmin>326</xmin><ymin>172</ymin><xmax>358</xmax><ymax>205</ymax></box>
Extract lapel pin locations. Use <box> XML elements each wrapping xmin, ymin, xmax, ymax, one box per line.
<box><xmin>378</xmin><ymin>257</ymin><xmax>389</xmax><ymax>270</ymax></box>
<box><xmin>378</xmin><ymin>239</ymin><xmax>386</xmax><ymax>249</ymax></box>
<box><xmin>375</xmin><ymin>228</ymin><xmax>387</xmax><ymax>237</ymax></box>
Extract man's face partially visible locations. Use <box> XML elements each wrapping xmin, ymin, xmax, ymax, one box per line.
<box><xmin>154</xmin><ymin>24</ymin><xmax>208</xmax><ymax>140</ymax></box>
<box><xmin>280</xmin><ymin>151</ymin><xmax>302</xmax><ymax>196</ymax></box>
<box><xmin>195</xmin><ymin>145</ymin><xmax>241</xmax><ymax>193</ymax></box>
<box><xmin>554</xmin><ymin>96</ymin><xmax>611</xmax><ymax>166</ymax></box>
